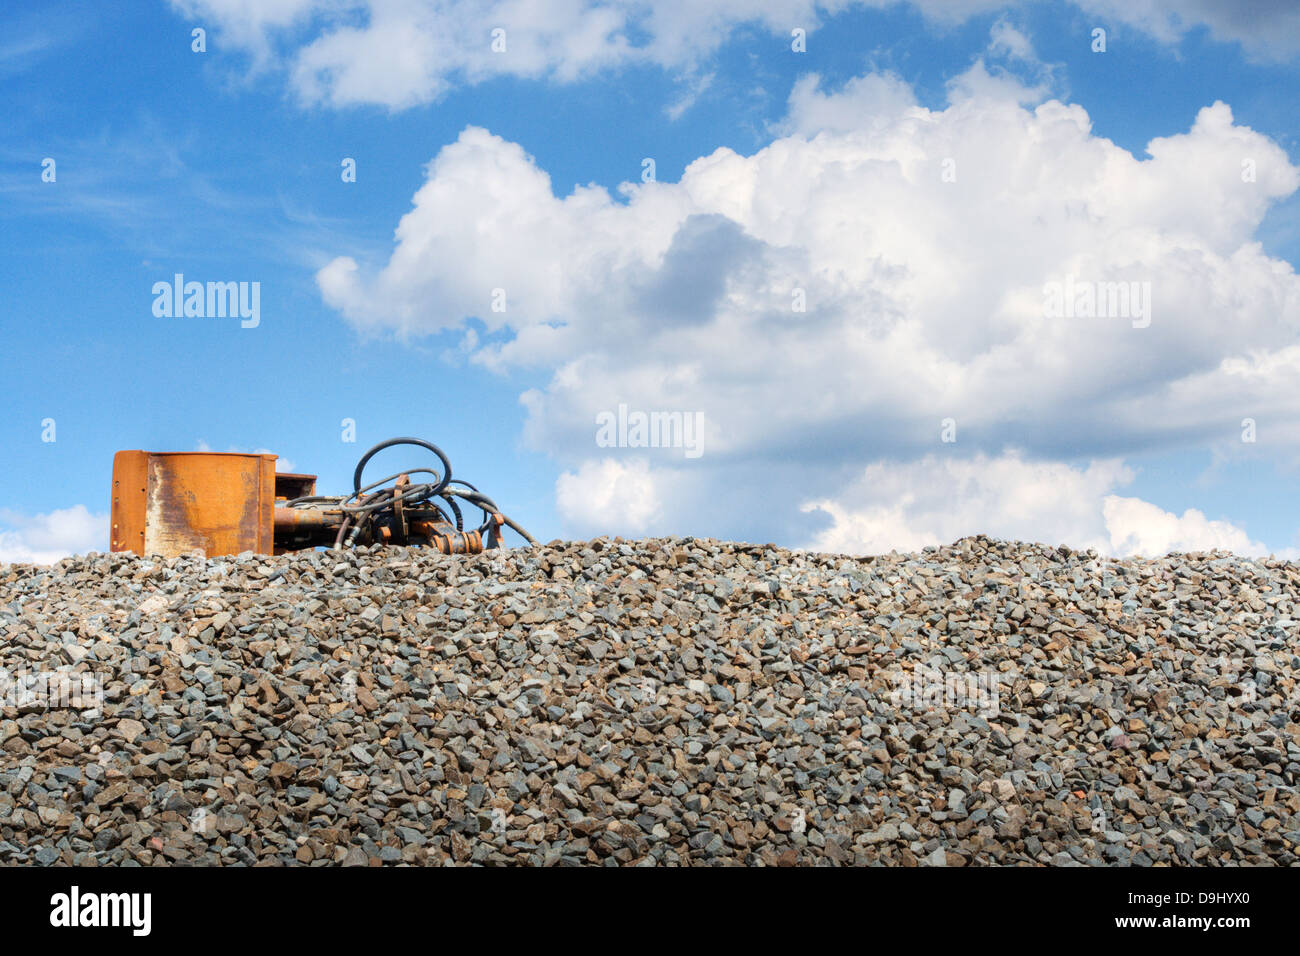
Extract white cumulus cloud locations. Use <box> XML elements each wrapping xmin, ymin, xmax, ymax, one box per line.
<box><xmin>1101</xmin><ymin>495</ymin><xmax>1269</xmax><ymax>557</ymax></box>
<box><xmin>0</xmin><ymin>505</ymin><xmax>107</xmax><ymax>565</ymax></box>
<box><xmin>169</xmin><ymin>0</ymin><xmax>1300</xmax><ymax>110</ymax></box>
<box><xmin>556</xmin><ymin>458</ymin><xmax>663</xmax><ymax>535</ymax></box>
<box><xmin>311</xmin><ymin>64</ymin><xmax>1300</xmax><ymax>555</ymax></box>
<box><xmin>802</xmin><ymin>452</ymin><xmax>1276</xmax><ymax>557</ymax></box>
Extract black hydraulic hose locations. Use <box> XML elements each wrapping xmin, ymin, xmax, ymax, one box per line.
<box><xmin>287</xmin><ymin>436</ymin><xmax>535</xmax><ymax>549</ymax></box>
<box><xmin>353</xmin><ymin>438</ymin><xmax>451</xmax><ymax>497</ymax></box>
<box><xmin>438</xmin><ymin>494</ymin><xmax>464</xmax><ymax>530</ymax></box>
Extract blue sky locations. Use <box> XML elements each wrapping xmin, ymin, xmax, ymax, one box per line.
<box><xmin>2</xmin><ymin>0</ymin><xmax>1298</xmax><ymax>561</ymax></box>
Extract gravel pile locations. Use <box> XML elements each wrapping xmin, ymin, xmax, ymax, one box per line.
<box><xmin>2</xmin><ymin>535</ymin><xmax>1298</xmax><ymax>866</ymax></box>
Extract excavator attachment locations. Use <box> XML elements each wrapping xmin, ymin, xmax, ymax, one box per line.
<box><xmin>109</xmin><ymin>437</ymin><xmax>535</xmax><ymax>559</ymax></box>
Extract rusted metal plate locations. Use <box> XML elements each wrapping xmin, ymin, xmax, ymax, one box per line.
<box><xmin>110</xmin><ymin>451</ymin><xmax>149</xmax><ymax>555</ymax></box>
<box><xmin>110</xmin><ymin>452</ymin><xmax>276</xmax><ymax>558</ymax></box>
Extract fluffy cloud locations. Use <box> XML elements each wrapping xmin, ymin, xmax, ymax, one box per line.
<box><xmin>556</xmin><ymin>458</ymin><xmax>663</xmax><ymax>534</ymax></box>
<box><xmin>319</xmin><ymin>75</ymin><xmax>1300</xmax><ymax>449</ymax></box>
<box><xmin>1101</xmin><ymin>494</ymin><xmax>1268</xmax><ymax>557</ymax></box>
<box><xmin>0</xmin><ymin>506</ymin><xmax>107</xmax><ymax>565</ymax></box>
<box><xmin>1076</xmin><ymin>0</ymin><xmax>1300</xmax><ymax>63</ymax></box>
<box><xmin>802</xmin><ymin>452</ymin><xmax>1274</xmax><ymax>557</ymax></box>
<box><xmin>170</xmin><ymin>0</ymin><xmax>1300</xmax><ymax>110</ymax></box>
<box><xmin>779</xmin><ymin>71</ymin><xmax>919</xmax><ymax>136</ymax></box>
<box><xmin>171</xmin><ymin>0</ymin><xmax>846</xmax><ymax>108</ymax></box>
<box><xmin>803</xmin><ymin>453</ymin><xmax>1130</xmax><ymax>555</ymax></box>
<box><xmin>313</xmin><ymin>59</ymin><xmax>1300</xmax><ymax>555</ymax></box>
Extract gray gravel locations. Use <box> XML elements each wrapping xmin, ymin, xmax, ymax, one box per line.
<box><xmin>1</xmin><ymin>535</ymin><xmax>1298</xmax><ymax>866</ymax></box>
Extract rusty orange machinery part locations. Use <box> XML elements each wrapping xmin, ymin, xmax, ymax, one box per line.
<box><xmin>110</xmin><ymin>443</ymin><xmax>533</xmax><ymax>559</ymax></box>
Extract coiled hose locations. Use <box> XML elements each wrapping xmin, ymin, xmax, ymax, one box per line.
<box><xmin>284</xmin><ymin>437</ymin><xmax>537</xmax><ymax>550</ymax></box>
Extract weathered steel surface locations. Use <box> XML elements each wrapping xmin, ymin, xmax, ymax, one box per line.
<box><xmin>110</xmin><ymin>452</ymin><xmax>276</xmax><ymax>557</ymax></box>
<box><xmin>272</xmin><ymin>507</ymin><xmax>337</xmax><ymax>531</ymax></box>
<box><xmin>109</xmin><ymin>451</ymin><xmax>149</xmax><ymax>555</ymax></box>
